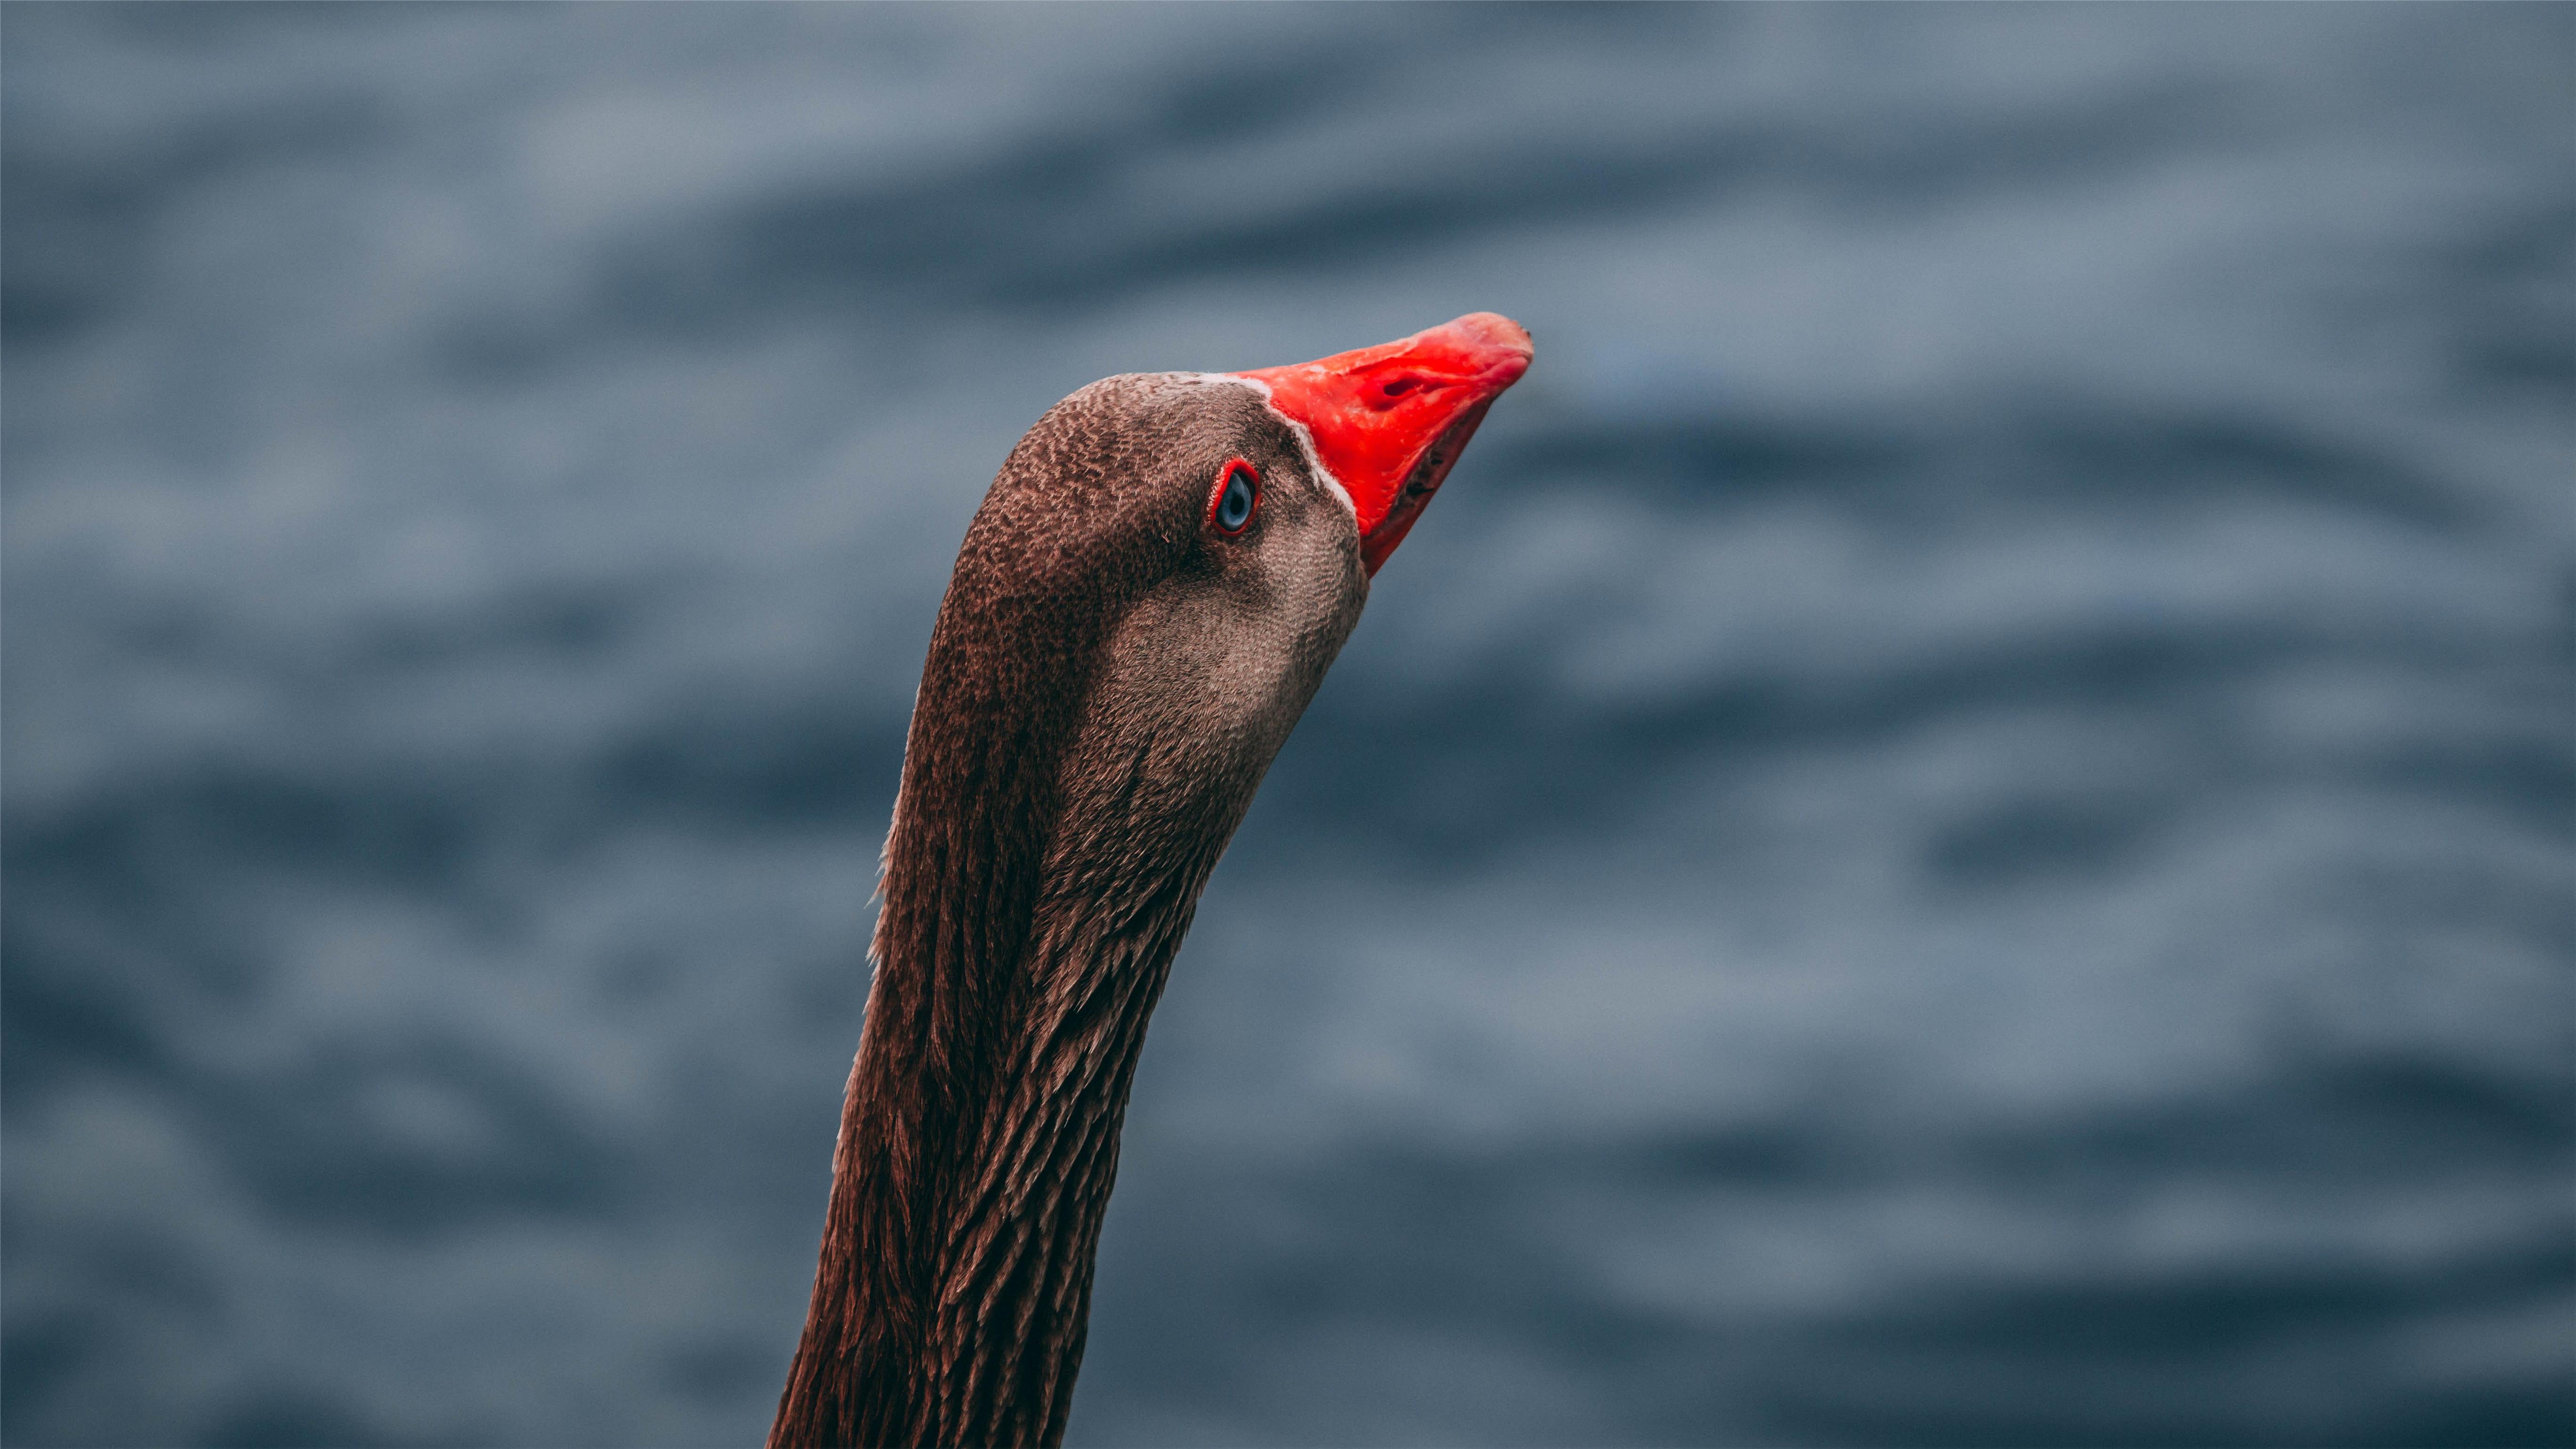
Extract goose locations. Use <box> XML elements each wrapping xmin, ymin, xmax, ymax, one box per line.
<box><xmin>770</xmin><ymin>314</ymin><xmax>1533</xmax><ymax>1448</ymax></box>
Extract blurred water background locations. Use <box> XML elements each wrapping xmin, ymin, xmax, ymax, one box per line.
<box><xmin>5</xmin><ymin>5</ymin><xmax>2571</xmax><ymax>1446</ymax></box>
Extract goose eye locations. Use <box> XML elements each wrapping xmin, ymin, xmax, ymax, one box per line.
<box><xmin>1211</xmin><ymin>460</ymin><xmax>1258</xmax><ymax>535</ymax></box>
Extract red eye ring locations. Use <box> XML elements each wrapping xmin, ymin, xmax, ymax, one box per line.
<box><xmin>1208</xmin><ymin>458</ymin><xmax>1260</xmax><ymax>535</ymax></box>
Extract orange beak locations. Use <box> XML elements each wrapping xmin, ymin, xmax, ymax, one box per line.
<box><xmin>1232</xmin><ymin>313</ymin><xmax>1533</xmax><ymax>575</ymax></box>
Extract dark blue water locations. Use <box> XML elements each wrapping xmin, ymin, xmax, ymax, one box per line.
<box><xmin>6</xmin><ymin>6</ymin><xmax>2570</xmax><ymax>1445</ymax></box>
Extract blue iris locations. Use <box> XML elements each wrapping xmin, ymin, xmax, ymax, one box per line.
<box><xmin>1216</xmin><ymin>466</ymin><xmax>1256</xmax><ymax>532</ymax></box>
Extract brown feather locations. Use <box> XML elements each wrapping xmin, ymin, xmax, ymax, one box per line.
<box><xmin>770</xmin><ymin>376</ymin><xmax>1361</xmax><ymax>1449</ymax></box>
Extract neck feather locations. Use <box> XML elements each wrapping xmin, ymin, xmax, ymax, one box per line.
<box><xmin>768</xmin><ymin>825</ymin><xmax>1200</xmax><ymax>1449</ymax></box>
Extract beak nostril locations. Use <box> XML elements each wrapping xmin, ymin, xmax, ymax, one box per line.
<box><xmin>1379</xmin><ymin>377</ymin><xmax>1421</xmax><ymax>399</ymax></box>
